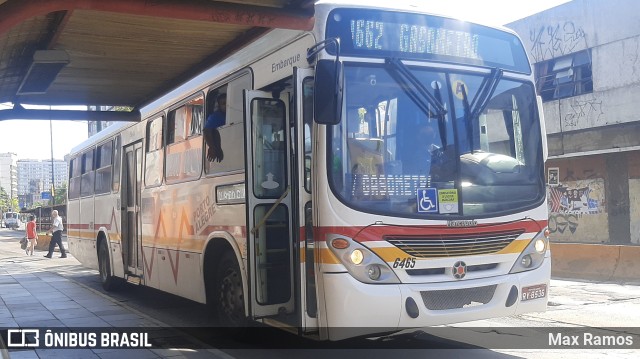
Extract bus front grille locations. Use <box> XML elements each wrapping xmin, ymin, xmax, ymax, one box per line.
<box><xmin>420</xmin><ymin>285</ymin><xmax>497</xmax><ymax>310</ymax></box>
<box><xmin>386</xmin><ymin>230</ymin><xmax>523</xmax><ymax>258</ymax></box>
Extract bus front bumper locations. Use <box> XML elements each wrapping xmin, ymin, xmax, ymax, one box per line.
<box><xmin>321</xmin><ymin>258</ymin><xmax>550</xmax><ymax>340</ymax></box>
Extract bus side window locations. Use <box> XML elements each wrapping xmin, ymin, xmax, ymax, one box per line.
<box><xmin>165</xmin><ymin>94</ymin><xmax>204</xmax><ymax>183</ymax></box>
<box><xmin>69</xmin><ymin>157</ymin><xmax>81</xmax><ymax>199</ymax></box>
<box><xmin>145</xmin><ymin>116</ymin><xmax>164</xmax><ymax>187</ymax></box>
<box><xmin>112</xmin><ymin>135</ymin><xmax>121</xmax><ymax>192</ymax></box>
<box><xmin>95</xmin><ymin>140</ymin><xmax>113</xmax><ymax>195</ymax></box>
<box><xmin>204</xmin><ymin>86</ymin><xmax>227</xmax><ymax>166</ymax></box>
<box><xmin>205</xmin><ymin>72</ymin><xmax>251</xmax><ymax>175</ymax></box>
<box><xmin>80</xmin><ymin>149</ymin><xmax>95</xmax><ymax>197</ymax></box>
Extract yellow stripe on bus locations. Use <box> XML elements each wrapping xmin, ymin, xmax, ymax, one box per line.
<box><xmin>495</xmin><ymin>238</ymin><xmax>530</xmax><ymax>255</ymax></box>
<box><xmin>318</xmin><ymin>248</ymin><xmax>341</xmax><ymax>264</ymax></box>
<box><xmin>370</xmin><ymin>246</ymin><xmax>413</xmax><ymax>262</ymax></box>
<box><xmin>370</xmin><ymin>239</ymin><xmax>530</xmax><ymax>261</ymax></box>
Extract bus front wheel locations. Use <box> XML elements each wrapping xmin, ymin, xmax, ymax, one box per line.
<box><xmin>98</xmin><ymin>240</ymin><xmax>119</xmax><ymax>291</ymax></box>
<box><xmin>215</xmin><ymin>252</ymin><xmax>246</xmax><ymax>327</ymax></box>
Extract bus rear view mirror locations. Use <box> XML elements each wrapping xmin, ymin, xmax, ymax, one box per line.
<box><xmin>314</xmin><ymin>59</ymin><xmax>343</xmax><ymax>125</ymax></box>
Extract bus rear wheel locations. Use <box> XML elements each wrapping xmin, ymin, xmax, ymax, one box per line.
<box><xmin>215</xmin><ymin>252</ymin><xmax>246</xmax><ymax>328</ymax></box>
<box><xmin>98</xmin><ymin>240</ymin><xmax>119</xmax><ymax>291</ymax></box>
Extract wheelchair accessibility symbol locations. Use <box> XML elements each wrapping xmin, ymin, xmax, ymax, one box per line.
<box><xmin>417</xmin><ymin>188</ymin><xmax>438</xmax><ymax>213</ymax></box>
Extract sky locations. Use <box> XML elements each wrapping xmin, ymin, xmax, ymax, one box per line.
<box><xmin>0</xmin><ymin>103</ymin><xmax>89</xmax><ymax>160</ymax></box>
<box><xmin>406</xmin><ymin>0</ymin><xmax>571</xmax><ymax>26</ymax></box>
<box><xmin>0</xmin><ymin>0</ymin><xmax>571</xmax><ymax>161</ymax></box>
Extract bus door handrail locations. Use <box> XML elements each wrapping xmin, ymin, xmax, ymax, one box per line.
<box><xmin>250</xmin><ymin>186</ymin><xmax>291</xmax><ymax>237</ymax></box>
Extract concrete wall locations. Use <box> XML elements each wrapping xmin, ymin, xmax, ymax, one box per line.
<box><xmin>547</xmin><ymin>155</ymin><xmax>609</xmax><ymax>243</ymax></box>
<box><xmin>508</xmin><ymin>0</ymin><xmax>640</xmax><ymax>150</ymax></box>
<box><xmin>551</xmin><ymin>243</ymin><xmax>640</xmax><ymax>282</ymax></box>
<box><xmin>508</xmin><ymin>0</ymin><xmax>640</xmax><ymax>64</ymax></box>
<box><xmin>546</xmin><ymin>152</ymin><xmax>640</xmax><ymax>245</ymax></box>
<box><xmin>629</xmin><ymin>155</ymin><xmax>640</xmax><ymax>244</ymax></box>
<box><xmin>508</xmin><ymin>0</ymin><xmax>640</xmax><ymax>247</ymax></box>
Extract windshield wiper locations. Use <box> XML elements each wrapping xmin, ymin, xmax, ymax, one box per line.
<box><xmin>462</xmin><ymin>67</ymin><xmax>503</xmax><ymax>153</ymax></box>
<box><xmin>385</xmin><ymin>58</ymin><xmax>448</xmax><ymax>147</ymax></box>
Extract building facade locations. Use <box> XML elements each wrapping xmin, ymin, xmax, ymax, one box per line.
<box><xmin>508</xmin><ymin>0</ymin><xmax>640</xmax><ymax>244</ymax></box>
<box><xmin>0</xmin><ymin>152</ymin><xmax>18</xmax><ymax>207</ymax></box>
<box><xmin>88</xmin><ymin>120</ymin><xmax>116</xmax><ymax>137</ymax></box>
<box><xmin>87</xmin><ymin>105</ymin><xmax>117</xmax><ymax>137</ymax></box>
<box><xmin>17</xmin><ymin>159</ymin><xmax>67</xmax><ymax>207</ymax></box>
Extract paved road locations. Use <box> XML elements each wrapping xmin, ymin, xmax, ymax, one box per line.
<box><xmin>1</xmin><ymin>227</ymin><xmax>639</xmax><ymax>358</ymax></box>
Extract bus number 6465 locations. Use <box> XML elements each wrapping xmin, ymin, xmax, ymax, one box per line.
<box><xmin>393</xmin><ymin>257</ymin><xmax>416</xmax><ymax>268</ymax></box>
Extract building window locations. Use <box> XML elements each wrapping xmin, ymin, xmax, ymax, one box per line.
<box><xmin>535</xmin><ymin>49</ymin><xmax>593</xmax><ymax>102</ymax></box>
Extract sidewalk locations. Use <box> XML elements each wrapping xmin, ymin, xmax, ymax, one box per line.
<box><xmin>0</xmin><ymin>229</ymin><xmax>229</xmax><ymax>359</ymax></box>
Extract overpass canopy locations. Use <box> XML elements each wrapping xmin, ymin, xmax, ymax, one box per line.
<box><xmin>0</xmin><ymin>0</ymin><xmax>314</xmax><ymax>121</ymax></box>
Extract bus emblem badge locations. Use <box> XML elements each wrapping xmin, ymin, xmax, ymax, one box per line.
<box><xmin>452</xmin><ymin>261</ymin><xmax>467</xmax><ymax>279</ymax></box>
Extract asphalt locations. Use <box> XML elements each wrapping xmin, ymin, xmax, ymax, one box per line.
<box><xmin>0</xmin><ymin>228</ymin><xmax>231</xmax><ymax>359</ymax></box>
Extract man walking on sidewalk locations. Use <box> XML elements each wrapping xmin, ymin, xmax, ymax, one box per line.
<box><xmin>44</xmin><ymin>210</ymin><xmax>66</xmax><ymax>258</ymax></box>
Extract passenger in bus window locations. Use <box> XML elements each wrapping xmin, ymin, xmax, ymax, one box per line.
<box><xmin>204</xmin><ymin>93</ymin><xmax>226</xmax><ymax>162</ymax></box>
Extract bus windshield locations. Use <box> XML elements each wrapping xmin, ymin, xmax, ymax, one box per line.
<box><xmin>328</xmin><ymin>63</ymin><xmax>545</xmax><ymax>218</ymax></box>
<box><xmin>4</xmin><ymin>212</ymin><xmax>17</xmax><ymax>219</ymax></box>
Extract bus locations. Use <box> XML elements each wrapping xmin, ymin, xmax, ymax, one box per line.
<box><xmin>66</xmin><ymin>0</ymin><xmax>550</xmax><ymax>340</ymax></box>
<box><xmin>2</xmin><ymin>212</ymin><xmax>21</xmax><ymax>229</ymax></box>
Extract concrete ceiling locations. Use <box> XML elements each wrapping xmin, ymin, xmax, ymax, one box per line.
<box><xmin>0</xmin><ymin>0</ymin><xmax>314</xmax><ymax>119</ymax></box>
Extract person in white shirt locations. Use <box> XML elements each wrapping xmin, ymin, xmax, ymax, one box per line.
<box><xmin>44</xmin><ymin>210</ymin><xmax>67</xmax><ymax>259</ymax></box>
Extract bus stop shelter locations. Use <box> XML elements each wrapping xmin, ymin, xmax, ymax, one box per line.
<box><xmin>0</xmin><ymin>0</ymin><xmax>314</xmax><ymax>120</ymax></box>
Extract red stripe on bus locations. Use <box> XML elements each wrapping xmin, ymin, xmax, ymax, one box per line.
<box><xmin>315</xmin><ymin>219</ymin><xmax>547</xmax><ymax>242</ymax></box>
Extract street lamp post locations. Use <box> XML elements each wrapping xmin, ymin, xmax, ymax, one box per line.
<box><xmin>50</xmin><ymin>118</ymin><xmax>55</xmax><ymax>206</ymax></box>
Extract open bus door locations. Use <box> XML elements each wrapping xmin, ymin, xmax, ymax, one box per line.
<box><xmin>244</xmin><ymin>90</ymin><xmax>295</xmax><ymax>319</ymax></box>
<box><xmin>121</xmin><ymin>142</ymin><xmax>143</xmax><ymax>278</ymax></box>
<box><xmin>294</xmin><ymin>67</ymin><xmax>319</xmax><ymax>334</ymax></box>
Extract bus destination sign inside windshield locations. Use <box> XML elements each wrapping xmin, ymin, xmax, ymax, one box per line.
<box><xmin>326</xmin><ymin>8</ymin><xmax>531</xmax><ymax>74</ymax></box>
<box><xmin>350</xmin><ymin>20</ymin><xmax>479</xmax><ymax>59</ymax></box>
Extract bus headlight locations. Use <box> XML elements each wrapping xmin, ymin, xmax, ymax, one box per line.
<box><xmin>366</xmin><ymin>264</ymin><xmax>382</xmax><ymax>280</ymax></box>
<box><xmin>509</xmin><ymin>228</ymin><xmax>549</xmax><ymax>274</ymax></box>
<box><xmin>534</xmin><ymin>237</ymin><xmax>546</xmax><ymax>253</ymax></box>
<box><xmin>350</xmin><ymin>249</ymin><xmax>364</xmax><ymax>265</ymax></box>
<box><xmin>326</xmin><ymin>234</ymin><xmax>400</xmax><ymax>284</ymax></box>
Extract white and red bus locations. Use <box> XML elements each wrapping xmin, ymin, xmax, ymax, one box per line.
<box><xmin>66</xmin><ymin>0</ymin><xmax>550</xmax><ymax>340</ymax></box>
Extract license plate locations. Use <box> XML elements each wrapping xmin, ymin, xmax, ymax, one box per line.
<box><xmin>521</xmin><ymin>284</ymin><xmax>547</xmax><ymax>301</ymax></box>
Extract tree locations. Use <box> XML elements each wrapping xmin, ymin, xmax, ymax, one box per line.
<box><xmin>0</xmin><ymin>186</ymin><xmax>7</xmax><ymax>211</ymax></box>
<box><xmin>54</xmin><ymin>182</ymin><xmax>67</xmax><ymax>205</ymax></box>
<box><xmin>10</xmin><ymin>198</ymin><xmax>18</xmax><ymax>212</ymax></box>
<box><xmin>0</xmin><ymin>187</ymin><xmax>17</xmax><ymax>212</ymax></box>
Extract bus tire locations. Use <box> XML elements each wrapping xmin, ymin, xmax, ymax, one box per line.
<box><xmin>215</xmin><ymin>251</ymin><xmax>246</xmax><ymax>328</ymax></box>
<box><xmin>98</xmin><ymin>240</ymin><xmax>120</xmax><ymax>291</ymax></box>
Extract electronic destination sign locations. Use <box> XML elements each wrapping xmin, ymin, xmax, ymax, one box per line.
<box><xmin>325</xmin><ymin>8</ymin><xmax>530</xmax><ymax>74</ymax></box>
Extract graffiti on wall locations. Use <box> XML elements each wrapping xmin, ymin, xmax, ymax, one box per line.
<box><xmin>549</xmin><ymin>213</ymin><xmax>579</xmax><ymax>234</ymax></box>
<box><xmin>547</xmin><ymin>178</ymin><xmax>605</xmax><ymax>235</ymax></box>
<box><xmin>563</xmin><ymin>97</ymin><xmax>605</xmax><ymax>128</ymax></box>
<box><xmin>549</xmin><ymin>185</ymin><xmax>600</xmax><ymax>214</ymax></box>
<box><xmin>530</xmin><ymin>21</ymin><xmax>587</xmax><ymax>62</ymax></box>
